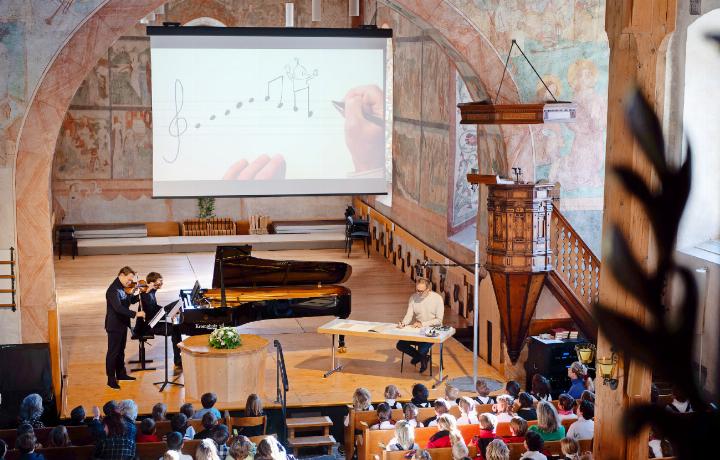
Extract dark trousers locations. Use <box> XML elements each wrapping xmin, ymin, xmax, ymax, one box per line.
<box><xmin>106</xmin><ymin>330</ymin><xmax>128</xmax><ymax>382</ymax></box>
<box><xmin>151</xmin><ymin>322</ymin><xmax>183</xmax><ymax>364</ymax></box>
<box><xmin>396</xmin><ymin>340</ymin><xmax>433</xmax><ymax>361</ymax></box>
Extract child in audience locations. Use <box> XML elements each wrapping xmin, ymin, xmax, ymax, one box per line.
<box><xmin>385</xmin><ymin>385</ymin><xmax>403</xmax><ymax>409</ymax></box>
<box><xmin>196</xmin><ymin>438</ymin><xmax>221</xmax><ymax>460</ymax></box>
<box><xmin>521</xmin><ymin>432</ymin><xmax>547</xmax><ymax>460</ymax></box>
<box><xmin>386</xmin><ymin>420</ymin><xmax>419</xmax><ymax>451</ymax></box>
<box><xmin>567</xmin><ymin>401</ymin><xmax>594</xmax><ymax>441</ymax></box>
<box><xmin>426</xmin><ymin>414</ymin><xmax>458</xmax><ymax>448</ymax></box>
<box><xmin>180</xmin><ymin>403</ymin><xmax>195</xmax><ymax>420</ymax></box>
<box><xmin>255</xmin><ymin>438</ymin><xmax>282</xmax><ymax>460</ymax></box>
<box><xmin>411</xmin><ymin>384</ymin><xmax>431</xmax><ymax>408</ymax></box>
<box><xmin>228</xmin><ymin>435</ymin><xmax>255</xmax><ymax>460</ymax></box>
<box><xmin>47</xmin><ymin>425</ymin><xmax>72</xmax><ymax>447</ymax></box>
<box><xmin>195</xmin><ymin>412</ymin><xmax>219</xmax><ymax>439</ymax></box>
<box><xmin>666</xmin><ymin>385</ymin><xmax>693</xmax><ymax>413</ymax></box>
<box><xmin>580</xmin><ymin>391</ymin><xmax>595</xmax><ymax>404</ymax></box>
<box><xmin>171</xmin><ymin>413</ymin><xmax>195</xmax><ymax>440</ymax></box>
<box><xmin>16</xmin><ymin>432</ymin><xmax>45</xmax><ymax>460</ymax></box>
<box><xmin>472</xmin><ymin>412</ymin><xmax>498</xmax><ymax>458</ymax></box>
<box><xmin>567</xmin><ymin>363</ymin><xmax>594</xmax><ymax>399</ymax></box>
<box><xmin>211</xmin><ymin>425</ymin><xmax>231</xmax><ymax>459</ymax></box>
<box><xmin>370</xmin><ymin>403</ymin><xmax>394</xmax><ymax>430</ymax></box>
<box><xmin>153</xmin><ymin>403</ymin><xmax>168</xmax><ymax>422</ymax></box>
<box><xmin>69</xmin><ymin>406</ymin><xmax>86</xmax><ymax>426</ymax></box>
<box><xmin>557</xmin><ymin>394</ymin><xmax>578</xmax><ymax>421</ymax></box>
<box><xmin>530</xmin><ymin>375</ymin><xmax>552</xmax><ymax>403</ymax></box>
<box><xmin>528</xmin><ymin>401</ymin><xmax>565</xmax><ymax>442</ymax></box>
<box><xmin>515</xmin><ymin>393</ymin><xmax>537</xmax><ymax>421</ymax></box>
<box><xmin>344</xmin><ymin>387</ymin><xmax>374</xmax><ymax>427</ymax></box>
<box><xmin>475</xmin><ymin>380</ymin><xmax>496</xmax><ymax>405</ymax></box>
<box><xmin>138</xmin><ymin>417</ymin><xmax>161</xmax><ymax>442</ymax></box>
<box><xmin>403</xmin><ymin>403</ymin><xmax>423</xmax><ymax>428</ymax></box>
<box><xmin>239</xmin><ymin>394</ymin><xmax>265</xmax><ymax>437</ymax></box>
<box><xmin>560</xmin><ymin>437</ymin><xmax>581</xmax><ymax>460</ymax></box>
<box><xmin>445</xmin><ymin>384</ymin><xmax>460</xmax><ymax>407</ymax></box>
<box><xmin>485</xmin><ymin>439</ymin><xmax>510</xmax><ymax>460</ymax></box>
<box><xmin>424</xmin><ymin>398</ymin><xmax>449</xmax><ymax>427</ymax></box>
<box><xmin>494</xmin><ymin>395</ymin><xmax>515</xmax><ymax>423</ymax></box>
<box><xmin>449</xmin><ymin>430</ymin><xmax>468</xmax><ymax>460</ymax></box>
<box><xmin>194</xmin><ymin>393</ymin><xmax>222</xmax><ymax>420</ymax></box>
<box><xmin>15</xmin><ymin>423</ymin><xmax>40</xmax><ymax>450</ymax></box>
<box><xmin>503</xmin><ymin>416</ymin><xmax>528</xmax><ymax>444</ymax></box>
<box><xmin>457</xmin><ymin>396</ymin><xmax>479</xmax><ymax>425</ymax></box>
<box><xmin>162</xmin><ymin>431</ymin><xmax>193</xmax><ymax>460</ymax></box>
<box><xmin>505</xmin><ymin>381</ymin><xmax>521</xmax><ymax>399</ymax></box>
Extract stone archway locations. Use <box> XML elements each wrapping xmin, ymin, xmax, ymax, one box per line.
<box><xmin>13</xmin><ymin>0</ymin><xmax>522</xmax><ymax>342</ymax></box>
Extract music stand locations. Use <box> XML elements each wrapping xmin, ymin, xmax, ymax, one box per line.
<box><xmin>151</xmin><ymin>300</ymin><xmax>184</xmax><ymax>392</ymax></box>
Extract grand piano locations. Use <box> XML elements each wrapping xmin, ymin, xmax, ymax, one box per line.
<box><xmin>179</xmin><ymin>246</ymin><xmax>352</xmax><ymax>346</ymax></box>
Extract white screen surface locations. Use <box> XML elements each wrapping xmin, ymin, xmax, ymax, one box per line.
<box><xmin>149</xmin><ymin>31</ymin><xmax>391</xmax><ymax>197</ymax></box>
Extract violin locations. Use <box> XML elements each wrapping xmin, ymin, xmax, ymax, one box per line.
<box><xmin>124</xmin><ymin>279</ymin><xmax>150</xmax><ymax>295</ymax></box>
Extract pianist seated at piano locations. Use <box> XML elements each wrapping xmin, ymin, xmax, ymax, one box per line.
<box><xmin>395</xmin><ymin>276</ymin><xmax>444</xmax><ymax>374</ymax></box>
<box><xmin>136</xmin><ymin>272</ymin><xmax>184</xmax><ymax>368</ymax></box>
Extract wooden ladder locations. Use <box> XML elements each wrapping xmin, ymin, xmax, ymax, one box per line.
<box><xmin>286</xmin><ymin>416</ymin><xmax>335</xmax><ymax>456</ymax></box>
<box><xmin>0</xmin><ymin>247</ymin><xmax>16</xmax><ymax>311</ymax></box>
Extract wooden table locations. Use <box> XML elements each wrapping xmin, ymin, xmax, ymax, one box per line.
<box><xmin>317</xmin><ymin>318</ymin><xmax>455</xmax><ymax>387</ymax></box>
<box><xmin>178</xmin><ymin>334</ymin><xmax>269</xmax><ymax>403</ymax></box>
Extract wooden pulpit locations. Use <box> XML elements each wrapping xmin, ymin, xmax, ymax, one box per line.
<box><xmin>469</xmin><ymin>175</ymin><xmax>554</xmax><ymax>363</ymax></box>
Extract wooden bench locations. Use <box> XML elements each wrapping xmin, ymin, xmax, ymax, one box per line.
<box><xmin>361</xmin><ymin>423</ymin><xmax>481</xmax><ymax>460</ymax></box>
<box><xmin>380</xmin><ymin>445</ymin><xmax>478</xmax><ymax>460</ymax></box>
<box><xmin>287</xmin><ymin>416</ymin><xmax>334</xmax><ymax>456</ymax></box>
<box><xmin>3</xmin><ymin>440</ymin><xmax>202</xmax><ymax>460</ymax></box>
<box><xmin>508</xmin><ymin>439</ymin><xmax>593</xmax><ymax>460</ymax></box>
<box><xmin>224</xmin><ymin>412</ymin><xmax>267</xmax><ymax>437</ymax></box>
<box><xmin>0</xmin><ymin>419</ymin><xmax>204</xmax><ymax>448</ymax></box>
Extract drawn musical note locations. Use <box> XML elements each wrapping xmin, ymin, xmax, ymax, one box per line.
<box><xmin>265</xmin><ymin>76</ymin><xmax>284</xmax><ymax>108</ymax></box>
<box><xmin>164</xmin><ymin>79</ymin><xmax>187</xmax><ymax>163</ymax></box>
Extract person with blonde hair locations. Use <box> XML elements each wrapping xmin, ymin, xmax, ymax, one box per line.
<box><xmin>228</xmin><ymin>435</ymin><xmax>255</xmax><ymax>460</ymax></box>
<box><xmin>494</xmin><ymin>395</ymin><xmax>515</xmax><ymax>423</ymax></box>
<box><xmin>384</xmin><ymin>385</ymin><xmax>403</xmax><ymax>409</ymax></box>
<box><xmin>503</xmin><ymin>416</ymin><xmax>528</xmax><ymax>444</ymax></box>
<box><xmin>560</xmin><ymin>437</ymin><xmax>581</xmax><ymax>460</ymax></box>
<box><xmin>457</xmin><ymin>396</ymin><xmax>479</xmax><ymax>425</ymax></box>
<box><xmin>255</xmin><ymin>437</ymin><xmax>283</xmax><ymax>460</ymax></box>
<box><xmin>403</xmin><ymin>403</ymin><xmax>423</xmax><ymax>428</ymax></box>
<box><xmin>386</xmin><ymin>420</ymin><xmax>418</xmax><ymax>451</ymax></box>
<box><xmin>427</xmin><ymin>414</ymin><xmax>459</xmax><ymax>448</ymax></box>
<box><xmin>529</xmin><ymin>401</ymin><xmax>566</xmax><ymax>441</ymax></box>
<box><xmin>445</xmin><ymin>384</ymin><xmax>460</xmax><ymax>407</ymax></box>
<box><xmin>196</xmin><ymin>438</ymin><xmax>220</xmax><ymax>460</ymax></box>
<box><xmin>567</xmin><ymin>362</ymin><xmax>594</xmax><ymax>399</ymax></box>
<box><xmin>344</xmin><ymin>387</ymin><xmax>374</xmax><ymax>427</ymax></box>
<box><xmin>485</xmin><ymin>439</ymin><xmax>510</xmax><ymax>460</ymax></box>
<box><xmin>449</xmin><ymin>430</ymin><xmax>468</xmax><ymax>460</ymax></box>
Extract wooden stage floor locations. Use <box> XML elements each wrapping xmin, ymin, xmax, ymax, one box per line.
<box><xmin>55</xmin><ymin>249</ymin><xmax>504</xmax><ymax>417</ymax></box>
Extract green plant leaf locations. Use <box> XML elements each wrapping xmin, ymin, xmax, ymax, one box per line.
<box><xmin>613</xmin><ymin>166</ymin><xmax>655</xmax><ymax>208</ymax></box>
<box><xmin>624</xmin><ymin>88</ymin><xmax>667</xmax><ymax>175</ymax></box>
<box><xmin>605</xmin><ymin>228</ymin><xmax>654</xmax><ymax>310</ymax></box>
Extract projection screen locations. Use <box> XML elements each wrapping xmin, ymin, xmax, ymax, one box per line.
<box><xmin>147</xmin><ymin>27</ymin><xmax>393</xmax><ymax>197</ymax></box>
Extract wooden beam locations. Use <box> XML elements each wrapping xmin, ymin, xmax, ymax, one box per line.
<box><xmin>595</xmin><ymin>1</ymin><xmax>676</xmax><ymax>459</ymax></box>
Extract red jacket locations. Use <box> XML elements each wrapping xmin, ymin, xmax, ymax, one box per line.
<box><xmin>136</xmin><ymin>433</ymin><xmax>161</xmax><ymax>443</ymax></box>
<box><xmin>426</xmin><ymin>430</ymin><xmax>451</xmax><ymax>448</ymax></box>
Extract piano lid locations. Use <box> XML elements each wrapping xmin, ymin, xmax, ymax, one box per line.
<box><xmin>211</xmin><ymin>245</ymin><xmax>352</xmax><ymax>288</ymax></box>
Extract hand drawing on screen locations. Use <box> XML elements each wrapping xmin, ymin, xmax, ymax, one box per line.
<box><xmin>341</xmin><ymin>85</ymin><xmax>385</xmax><ymax>174</ymax></box>
<box><xmin>223</xmin><ymin>154</ymin><xmax>287</xmax><ymax>180</ymax></box>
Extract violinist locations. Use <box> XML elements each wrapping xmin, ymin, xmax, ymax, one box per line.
<box><xmin>105</xmin><ymin>266</ymin><xmax>146</xmax><ymax>390</ymax></box>
<box><xmin>139</xmin><ymin>272</ymin><xmax>183</xmax><ymax>368</ymax></box>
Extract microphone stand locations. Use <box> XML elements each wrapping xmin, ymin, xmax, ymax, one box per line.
<box><xmin>153</xmin><ymin>306</ymin><xmax>184</xmax><ymax>392</ymax></box>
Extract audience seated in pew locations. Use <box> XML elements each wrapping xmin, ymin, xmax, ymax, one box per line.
<box><xmin>371</xmin><ymin>403</ymin><xmax>395</xmax><ymax>430</ymax></box>
<box><xmin>45</xmin><ymin>426</ymin><xmax>70</xmax><ymax>448</ymax></box>
<box><xmin>494</xmin><ymin>396</ymin><xmax>515</xmax><ymax>424</ymax></box>
<box><xmin>153</xmin><ymin>404</ymin><xmax>168</xmax><ymax>423</ymax></box>
<box><xmin>237</xmin><ymin>394</ymin><xmax>265</xmax><ymax>438</ymax></box>
<box><xmin>162</xmin><ymin>432</ymin><xmax>193</xmax><ymax>460</ymax></box>
<box><xmin>194</xmin><ymin>413</ymin><xmax>219</xmax><ymax>440</ymax></box>
<box><xmin>426</xmin><ymin>414</ymin><xmax>458</xmax><ymax>449</ymax></box>
<box><xmin>444</xmin><ymin>385</ymin><xmax>460</xmax><ymax>408</ymax></box>
<box><xmin>17</xmin><ymin>395</ymin><xmax>44</xmax><ymax>430</ymax></box>
<box><xmin>94</xmin><ymin>411</ymin><xmax>136</xmax><ymax>460</ymax></box>
<box><xmin>556</xmin><ymin>395</ymin><xmax>576</xmax><ymax>423</ymax></box>
<box><xmin>138</xmin><ymin>418</ymin><xmax>162</xmax><ymax>443</ymax></box>
<box><xmin>471</xmin><ymin>412</ymin><xmax>497</xmax><ymax>458</ymax></box>
<box><xmin>171</xmin><ymin>414</ymin><xmax>195</xmax><ymax>441</ymax></box>
<box><xmin>520</xmin><ymin>432</ymin><xmax>546</xmax><ymax>460</ymax></box>
<box><xmin>515</xmin><ymin>394</ymin><xmax>536</xmax><ymax>422</ymax></box>
<box><xmin>69</xmin><ymin>407</ymin><xmax>86</xmax><ymax>427</ymax></box>
<box><xmin>485</xmin><ymin>438</ymin><xmax>509</xmax><ymax>460</ymax></box>
<box><xmin>474</xmin><ymin>381</ymin><xmax>495</xmax><ymax>406</ymax></box>
<box><xmin>15</xmin><ymin>432</ymin><xmax>45</xmax><ymax>460</ymax></box>
<box><xmin>411</xmin><ymin>384</ymin><xmax>431</xmax><ymax>409</ymax></box>
<box><xmin>210</xmin><ymin>425</ymin><xmax>230</xmax><ymax>459</ymax></box>
<box><xmin>457</xmin><ymin>398</ymin><xmax>479</xmax><ymax>425</ymax></box>
<box><xmin>346</xmin><ymin>387</ymin><xmax>374</xmax><ymax>427</ymax></box>
<box><xmin>566</xmin><ymin>402</ymin><xmax>594</xmax><ymax>441</ymax></box>
<box><xmin>530</xmin><ymin>376</ymin><xmax>552</xmax><ymax>404</ymax></box>
<box><xmin>503</xmin><ymin>417</ymin><xmax>528</xmax><ymax>445</ymax></box>
<box><xmin>195</xmin><ymin>438</ymin><xmax>220</xmax><ymax>460</ymax></box>
<box><xmin>424</xmin><ymin>399</ymin><xmax>450</xmax><ymax>427</ymax></box>
<box><xmin>227</xmin><ymin>435</ymin><xmax>254</xmax><ymax>460</ymax></box>
<box><xmin>504</xmin><ymin>382</ymin><xmax>521</xmax><ymax>400</ymax></box>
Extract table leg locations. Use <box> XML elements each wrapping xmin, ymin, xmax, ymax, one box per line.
<box><xmin>432</xmin><ymin>342</ymin><xmax>448</xmax><ymax>389</ymax></box>
<box><xmin>323</xmin><ymin>333</ymin><xmax>344</xmax><ymax>378</ymax></box>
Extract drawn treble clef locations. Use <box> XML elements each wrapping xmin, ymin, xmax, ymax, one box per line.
<box><xmin>164</xmin><ymin>79</ymin><xmax>187</xmax><ymax>163</ymax></box>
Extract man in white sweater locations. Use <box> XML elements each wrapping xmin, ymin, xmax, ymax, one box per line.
<box><xmin>395</xmin><ymin>277</ymin><xmax>444</xmax><ymax>373</ymax></box>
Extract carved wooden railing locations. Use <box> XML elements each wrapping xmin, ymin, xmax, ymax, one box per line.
<box><xmin>551</xmin><ymin>208</ymin><xmax>601</xmax><ymax>308</ymax></box>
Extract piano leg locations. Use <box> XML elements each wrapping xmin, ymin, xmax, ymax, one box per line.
<box><xmin>338</xmin><ymin>334</ymin><xmax>347</xmax><ymax>353</ymax></box>
<box><xmin>323</xmin><ymin>334</ymin><xmax>344</xmax><ymax>378</ymax></box>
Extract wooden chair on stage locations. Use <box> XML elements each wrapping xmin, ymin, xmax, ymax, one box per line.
<box><xmin>346</xmin><ymin>216</ymin><xmax>370</xmax><ymax>257</ymax></box>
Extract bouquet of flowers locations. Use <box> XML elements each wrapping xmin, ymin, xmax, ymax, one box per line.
<box><xmin>208</xmin><ymin>327</ymin><xmax>242</xmax><ymax>349</ymax></box>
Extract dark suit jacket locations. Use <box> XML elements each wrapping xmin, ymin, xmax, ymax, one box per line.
<box><xmin>140</xmin><ymin>290</ymin><xmax>161</xmax><ymax>319</ymax></box>
<box><xmin>105</xmin><ymin>278</ymin><xmax>138</xmax><ymax>332</ymax></box>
